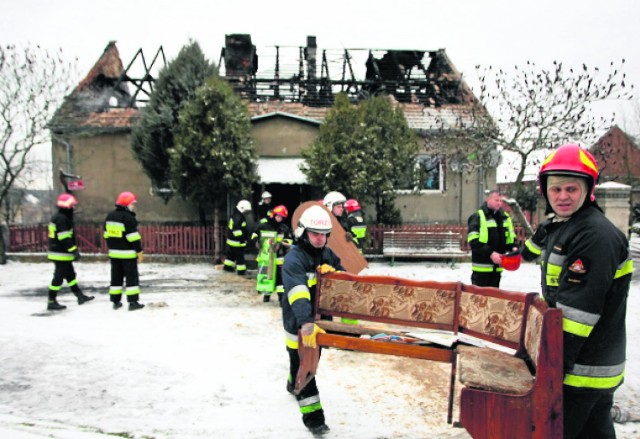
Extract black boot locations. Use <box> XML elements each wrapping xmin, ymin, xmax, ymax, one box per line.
<box><xmin>47</xmin><ymin>300</ymin><xmax>67</xmax><ymax>311</ymax></box>
<box><xmin>286</xmin><ymin>380</ymin><xmax>295</xmax><ymax>395</ymax></box>
<box><xmin>128</xmin><ymin>301</ymin><xmax>145</xmax><ymax>311</ymax></box>
<box><xmin>113</xmin><ymin>302</ymin><xmax>123</xmax><ymax>310</ymax></box>
<box><xmin>263</xmin><ymin>294</ymin><xmax>271</xmax><ymax>303</ymax></box>
<box><xmin>76</xmin><ymin>292</ymin><xmax>94</xmax><ymax>305</ymax></box>
<box><xmin>308</xmin><ymin>424</ymin><xmax>330</xmax><ymax>435</ymax></box>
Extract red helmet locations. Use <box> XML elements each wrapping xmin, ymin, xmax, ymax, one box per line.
<box><xmin>538</xmin><ymin>143</ymin><xmax>599</xmax><ymax>202</ymax></box>
<box><xmin>116</xmin><ymin>191</ymin><xmax>137</xmax><ymax>207</ymax></box>
<box><xmin>57</xmin><ymin>193</ymin><xmax>78</xmax><ymax>209</ymax></box>
<box><xmin>344</xmin><ymin>199</ymin><xmax>361</xmax><ymax>213</ymax></box>
<box><xmin>501</xmin><ymin>253</ymin><xmax>522</xmax><ymax>271</ymax></box>
<box><xmin>271</xmin><ymin>205</ymin><xmax>288</xmax><ymax>218</ymax></box>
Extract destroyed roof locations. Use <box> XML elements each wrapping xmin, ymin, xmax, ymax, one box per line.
<box><xmin>50</xmin><ymin>38</ymin><xmax>485</xmax><ymax>135</ymax></box>
<box><xmin>49</xmin><ymin>41</ymin><xmax>139</xmax><ymax>134</ymax></box>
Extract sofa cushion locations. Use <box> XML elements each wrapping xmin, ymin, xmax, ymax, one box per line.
<box><xmin>458</xmin><ymin>345</ymin><xmax>534</xmax><ymax>395</ymax></box>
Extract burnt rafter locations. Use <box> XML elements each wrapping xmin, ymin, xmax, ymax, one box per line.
<box><xmin>219</xmin><ymin>34</ymin><xmax>467</xmax><ymax>107</ymax></box>
<box><xmin>111</xmin><ymin>46</ymin><xmax>166</xmax><ymax>108</ymax></box>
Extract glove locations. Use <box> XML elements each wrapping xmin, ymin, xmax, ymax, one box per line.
<box><xmin>137</xmin><ymin>251</ymin><xmax>144</xmax><ymax>263</ymax></box>
<box><xmin>317</xmin><ymin>264</ymin><xmax>336</xmax><ymax>274</ymax></box>
<box><xmin>301</xmin><ymin>323</ymin><xmax>326</xmax><ymax>348</ymax></box>
<box><xmin>72</xmin><ymin>250</ymin><xmax>81</xmax><ymax>261</ymax></box>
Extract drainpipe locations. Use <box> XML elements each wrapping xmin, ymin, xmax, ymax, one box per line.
<box><xmin>52</xmin><ymin>135</ymin><xmax>73</xmax><ymax>175</ymax></box>
<box><xmin>477</xmin><ymin>166</ymin><xmax>484</xmax><ymax>208</ymax></box>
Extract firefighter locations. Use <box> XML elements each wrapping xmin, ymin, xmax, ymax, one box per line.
<box><xmin>344</xmin><ymin>198</ymin><xmax>367</xmax><ymax>252</ymax></box>
<box><xmin>323</xmin><ymin>191</ymin><xmax>351</xmax><ymax>236</ymax></box>
<box><xmin>256</xmin><ymin>191</ymin><xmax>273</xmax><ymax>224</ymax></box>
<box><xmin>282</xmin><ymin>205</ymin><xmax>344</xmax><ymax>435</ymax></box>
<box><xmin>46</xmin><ymin>193</ymin><xmax>94</xmax><ymax>310</ymax></box>
<box><xmin>466</xmin><ymin>190</ymin><xmax>517</xmax><ymax>287</ymax></box>
<box><xmin>521</xmin><ymin>143</ymin><xmax>633</xmax><ymax>438</ymax></box>
<box><xmin>104</xmin><ymin>191</ymin><xmax>144</xmax><ymax>311</ymax></box>
<box><xmin>270</xmin><ymin>205</ymin><xmax>294</xmax><ymax>303</ymax></box>
<box><xmin>251</xmin><ymin>204</ymin><xmax>293</xmax><ymax>302</ymax></box>
<box><xmin>223</xmin><ymin>199</ymin><xmax>252</xmax><ymax>275</ymax></box>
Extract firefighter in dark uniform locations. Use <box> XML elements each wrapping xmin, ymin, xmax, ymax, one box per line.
<box><xmin>256</xmin><ymin>191</ymin><xmax>273</xmax><ymax>225</ymax></box>
<box><xmin>282</xmin><ymin>205</ymin><xmax>344</xmax><ymax>436</ymax></box>
<box><xmin>251</xmin><ymin>204</ymin><xmax>294</xmax><ymax>302</ymax></box>
<box><xmin>223</xmin><ymin>199</ymin><xmax>251</xmax><ymax>275</ymax></box>
<box><xmin>323</xmin><ymin>190</ymin><xmax>352</xmax><ymax>237</ymax></box>
<box><xmin>104</xmin><ymin>191</ymin><xmax>144</xmax><ymax>311</ymax></box>
<box><xmin>467</xmin><ymin>190</ymin><xmax>517</xmax><ymax>287</ymax></box>
<box><xmin>345</xmin><ymin>198</ymin><xmax>367</xmax><ymax>252</ymax></box>
<box><xmin>521</xmin><ymin>143</ymin><xmax>633</xmax><ymax>439</ymax></box>
<box><xmin>46</xmin><ymin>193</ymin><xmax>94</xmax><ymax>310</ymax></box>
<box><xmin>271</xmin><ymin>205</ymin><xmax>294</xmax><ymax>303</ymax></box>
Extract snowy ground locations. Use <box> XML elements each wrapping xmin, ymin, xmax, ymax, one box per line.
<box><xmin>0</xmin><ymin>258</ymin><xmax>639</xmax><ymax>439</ymax></box>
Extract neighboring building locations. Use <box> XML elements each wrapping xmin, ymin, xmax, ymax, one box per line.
<box><xmin>49</xmin><ymin>37</ymin><xmax>496</xmax><ymax>225</ymax></box>
<box><xmin>6</xmin><ymin>189</ymin><xmax>54</xmax><ymax>225</ymax></box>
<box><xmin>590</xmin><ymin>125</ymin><xmax>640</xmax><ymax>206</ymax></box>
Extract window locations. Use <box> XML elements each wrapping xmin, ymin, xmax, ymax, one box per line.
<box><xmin>396</xmin><ymin>155</ymin><xmax>443</xmax><ymax>192</ymax></box>
<box><xmin>417</xmin><ymin>156</ymin><xmax>442</xmax><ymax>191</ymax></box>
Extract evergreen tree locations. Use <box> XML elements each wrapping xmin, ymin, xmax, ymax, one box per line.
<box><xmin>171</xmin><ymin>76</ymin><xmax>258</xmax><ymax>214</ymax></box>
<box><xmin>130</xmin><ymin>41</ymin><xmax>216</xmax><ymax>198</ymax></box>
<box><xmin>302</xmin><ymin>94</ymin><xmax>419</xmax><ymax>224</ymax></box>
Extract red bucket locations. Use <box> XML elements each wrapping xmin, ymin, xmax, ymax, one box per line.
<box><xmin>501</xmin><ymin>253</ymin><xmax>522</xmax><ymax>271</ymax></box>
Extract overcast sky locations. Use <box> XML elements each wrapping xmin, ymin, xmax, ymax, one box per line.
<box><xmin>2</xmin><ymin>0</ymin><xmax>639</xmax><ymax>184</ymax></box>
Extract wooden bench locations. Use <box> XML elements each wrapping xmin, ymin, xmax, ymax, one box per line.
<box><xmin>295</xmin><ymin>272</ymin><xmax>563</xmax><ymax>437</ymax></box>
<box><xmin>382</xmin><ymin>230</ymin><xmax>467</xmax><ymax>264</ymax></box>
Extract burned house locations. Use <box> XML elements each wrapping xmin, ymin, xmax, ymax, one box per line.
<box><xmin>49</xmin><ymin>36</ymin><xmax>495</xmax><ymax>225</ymax></box>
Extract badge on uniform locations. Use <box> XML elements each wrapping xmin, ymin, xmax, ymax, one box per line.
<box><xmin>566</xmin><ymin>257</ymin><xmax>589</xmax><ymax>284</ymax></box>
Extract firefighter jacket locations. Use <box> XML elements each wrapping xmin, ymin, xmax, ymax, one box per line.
<box><xmin>522</xmin><ymin>206</ymin><xmax>633</xmax><ymax>390</ymax></box>
<box><xmin>103</xmin><ymin>206</ymin><xmax>143</xmax><ymax>259</ymax></box>
<box><xmin>48</xmin><ymin>208</ymin><xmax>78</xmax><ymax>261</ymax></box>
<box><xmin>346</xmin><ymin>210</ymin><xmax>367</xmax><ymax>246</ymax></box>
<box><xmin>226</xmin><ymin>208</ymin><xmax>249</xmax><ymax>248</ymax></box>
<box><xmin>281</xmin><ymin>240</ymin><xmax>344</xmax><ymax>349</ymax></box>
<box><xmin>467</xmin><ymin>203</ymin><xmax>516</xmax><ymax>273</ymax></box>
<box><xmin>256</xmin><ymin>202</ymin><xmax>272</xmax><ymax>225</ymax></box>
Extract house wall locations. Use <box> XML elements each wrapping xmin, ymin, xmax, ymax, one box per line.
<box><xmin>52</xmin><ymin>133</ymin><xmax>200</xmax><ymax>223</ymax></box>
<box><xmin>252</xmin><ymin>117</ymin><xmax>318</xmax><ymax>156</ymax></box>
<box><xmin>395</xmin><ymin>168</ymin><xmax>496</xmax><ymax>224</ymax></box>
<box><xmin>52</xmin><ymin>117</ymin><xmax>492</xmax><ymax>226</ymax></box>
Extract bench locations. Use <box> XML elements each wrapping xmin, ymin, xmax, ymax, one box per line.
<box><xmin>294</xmin><ymin>271</ymin><xmax>563</xmax><ymax>437</ymax></box>
<box><xmin>382</xmin><ymin>230</ymin><xmax>467</xmax><ymax>264</ymax></box>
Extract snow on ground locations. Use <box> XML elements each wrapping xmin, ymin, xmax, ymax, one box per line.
<box><xmin>0</xmin><ymin>258</ymin><xmax>639</xmax><ymax>438</ymax></box>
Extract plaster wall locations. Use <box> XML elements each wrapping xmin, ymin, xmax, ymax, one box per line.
<box><xmin>252</xmin><ymin>117</ymin><xmax>318</xmax><ymax>156</ymax></box>
<box><xmin>52</xmin><ymin>133</ymin><xmax>199</xmax><ymax>223</ymax></box>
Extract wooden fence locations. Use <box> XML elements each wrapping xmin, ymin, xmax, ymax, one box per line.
<box><xmin>9</xmin><ymin>223</ymin><xmax>221</xmax><ymax>256</ymax></box>
<box><xmin>8</xmin><ymin>223</ymin><xmax>527</xmax><ymax>258</ymax></box>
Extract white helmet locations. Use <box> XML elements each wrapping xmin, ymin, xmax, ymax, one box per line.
<box><xmin>236</xmin><ymin>199</ymin><xmax>252</xmax><ymax>213</ymax></box>
<box><xmin>323</xmin><ymin>191</ymin><xmax>346</xmax><ymax>210</ymax></box>
<box><xmin>261</xmin><ymin>191</ymin><xmax>272</xmax><ymax>199</ymax></box>
<box><xmin>295</xmin><ymin>205</ymin><xmax>332</xmax><ymax>238</ymax></box>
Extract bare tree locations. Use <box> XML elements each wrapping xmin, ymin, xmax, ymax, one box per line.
<box><xmin>427</xmin><ymin>59</ymin><xmax>632</xmax><ymax>223</ymax></box>
<box><xmin>0</xmin><ymin>44</ymin><xmax>77</xmax><ymax>263</ymax></box>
